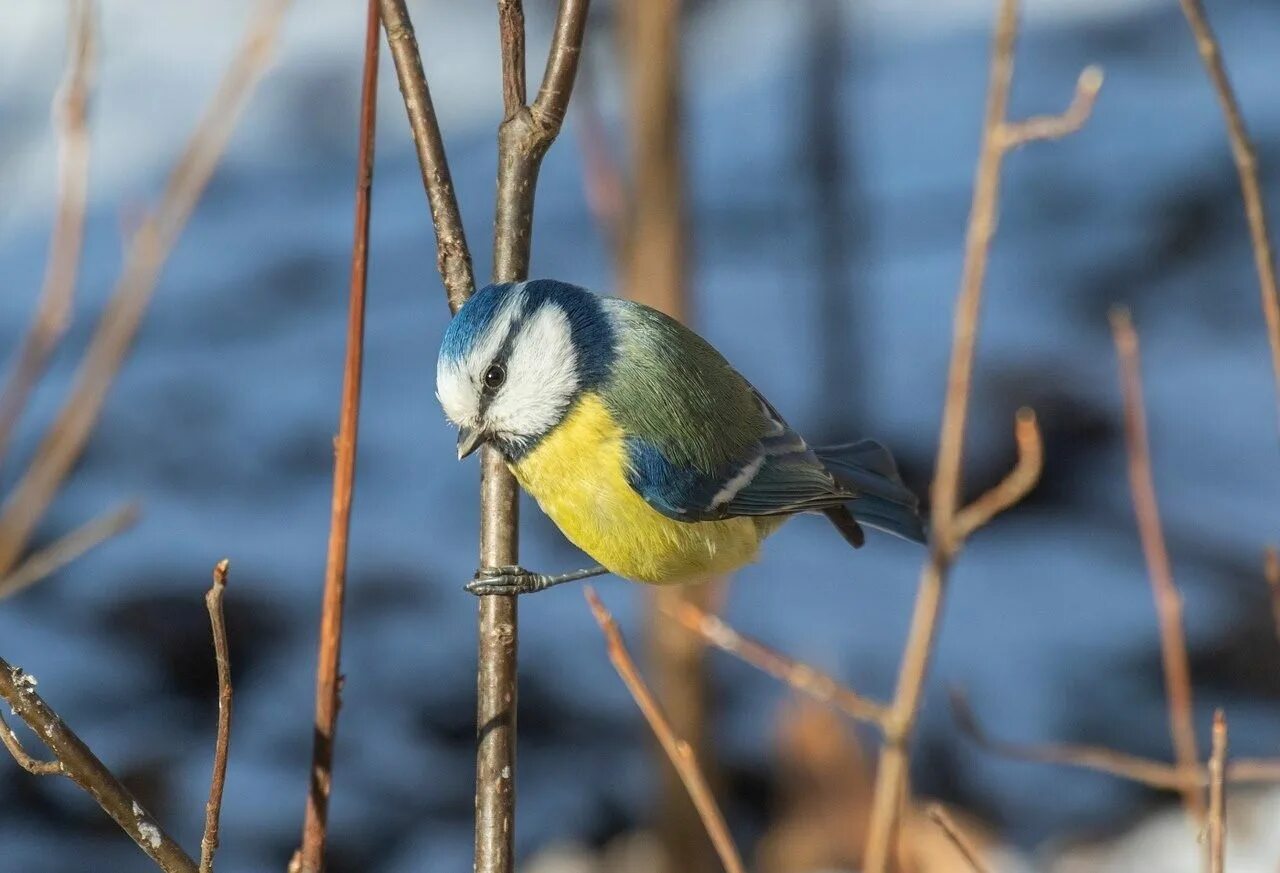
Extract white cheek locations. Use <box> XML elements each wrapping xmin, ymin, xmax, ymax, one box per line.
<box><xmin>486</xmin><ymin>305</ymin><xmax>579</xmax><ymax>440</ymax></box>
<box><xmin>436</xmin><ymin>360</ymin><xmax>479</xmax><ymax>427</ymax></box>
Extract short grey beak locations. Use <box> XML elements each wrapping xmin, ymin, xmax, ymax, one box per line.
<box><xmin>457</xmin><ymin>426</ymin><xmax>485</xmax><ymax>460</ymax></box>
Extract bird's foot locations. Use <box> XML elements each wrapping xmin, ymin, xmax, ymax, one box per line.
<box><xmin>465</xmin><ymin>566</ymin><xmax>551</xmax><ymax>597</ymax></box>
<box><xmin>464</xmin><ymin>564</ymin><xmax>609</xmax><ymax>597</ymax></box>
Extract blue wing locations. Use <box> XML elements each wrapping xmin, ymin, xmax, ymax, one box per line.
<box><xmin>624</xmin><ymin>392</ymin><xmax>854</xmax><ymax>522</ymax></box>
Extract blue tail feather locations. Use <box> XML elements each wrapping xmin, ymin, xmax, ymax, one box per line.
<box><xmin>816</xmin><ymin>440</ymin><xmax>927</xmax><ymax>544</ymax></box>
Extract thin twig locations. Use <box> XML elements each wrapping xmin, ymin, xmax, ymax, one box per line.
<box><xmin>1176</xmin><ymin>0</ymin><xmax>1280</xmax><ymax>431</ymax></box>
<box><xmin>1264</xmin><ymin>546</ymin><xmax>1280</xmax><ymax>644</ymax></box>
<box><xmin>1110</xmin><ymin>306</ymin><xmax>1203</xmax><ymax>822</ymax></box>
<box><xmin>0</xmin><ymin>0</ymin><xmax>95</xmax><ymax>464</ymax></box>
<box><xmin>660</xmin><ymin>599</ymin><xmax>888</xmax><ymax>725</ymax></box>
<box><xmin>585</xmin><ymin>588</ymin><xmax>745</xmax><ymax>873</ymax></box>
<box><xmin>0</xmin><ymin>0</ymin><xmax>292</xmax><ymax>577</ymax></box>
<box><xmin>861</xmin><ymin>1</ymin><xmax>1101</xmax><ymax>868</ymax></box>
<box><xmin>0</xmin><ymin>710</ymin><xmax>64</xmax><ymax>776</ymax></box>
<box><xmin>201</xmin><ymin>560</ymin><xmax>233</xmax><ymax>873</ymax></box>
<box><xmin>498</xmin><ymin>0</ymin><xmax>526</xmax><ymax>117</ymax></box>
<box><xmin>0</xmin><ymin>655</ymin><xmax>198</xmax><ymax>872</ymax></box>
<box><xmin>951</xmin><ymin>689</ymin><xmax>1280</xmax><ymax>790</ymax></box>
<box><xmin>295</xmin><ymin>4</ymin><xmax>377</xmax><ymax>871</ymax></box>
<box><xmin>952</xmin><ymin>408</ymin><xmax>1043</xmax><ymax>541</ymax></box>
<box><xmin>997</xmin><ymin>66</ymin><xmax>1103</xmax><ymax>148</ymax></box>
<box><xmin>925</xmin><ymin>804</ymin><xmax>991</xmax><ymax>873</ymax></box>
<box><xmin>1206</xmin><ymin>710</ymin><xmax>1227</xmax><ymax>873</ymax></box>
<box><xmin>378</xmin><ymin>0</ymin><xmax>475</xmax><ymax>312</ymax></box>
<box><xmin>0</xmin><ymin>502</ymin><xmax>139</xmax><ymax>600</ymax></box>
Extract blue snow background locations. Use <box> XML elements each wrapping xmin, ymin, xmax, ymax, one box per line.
<box><xmin>2</xmin><ymin>0</ymin><xmax>1279</xmax><ymax>870</ymax></box>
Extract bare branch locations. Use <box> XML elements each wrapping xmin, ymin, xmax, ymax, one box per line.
<box><xmin>0</xmin><ymin>0</ymin><xmax>95</xmax><ymax>463</ymax></box>
<box><xmin>585</xmin><ymin>588</ymin><xmax>745</xmax><ymax>873</ymax></box>
<box><xmin>0</xmin><ymin>0</ymin><xmax>292</xmax><ymax>578</ymax></box>
<box><xmin>0</xmin><ymin>710</ymin><xmax>63</xmax><ymax>776</ymax></box>
<box><xmin>861</xmin><ymin>0</ymin><xmax>1101</xmax><ymax>866</ymax></box>
<box><xmin>660</xmin><ymin>599</ymin><xmax>888</xmax><ymax>726</ymax></box>
<box><xmin>201</xmin><ymin>560</ymin><xmax>233</xmax><ymax>873</ymax></box>
<box><xmin>378</xmin><ymin>0</ymin><xmax>475</xmax><ymax>312</ymax></box>
<box><xmin>0</xmin><ymin>656</ymin><xmax>198</xmax><ymax>872</ymax></box>
<box><xmin>1266</xmin><ymin>546</ymin><xmax>1280</xmax><ymax>644</ymax></box>
<box><xmin>925</xmin><ymin>804</ymin><xmax>991</xmax><ymax>873</ymax></box>
<box><xmin>498</xmin><ymin>0</ymin><xmax>526</xmax><ymax>116</ymax></box>
<box><xmin>951</xmin><ymin>690</ymin><xmax>1280</xmax><ymax>790</ymax></box>
<box><xmin>530</xmin><ymin>0</ymin><xmax>590</xmax><ymax>131</ymax></box>
<box><xmin>1175</xmin><ymin>0</ymin><xmax>1280</xmax><ymax>431</ymax></box>
<box><xmin>0</xmin><ymin>502</ymin><xmax>139</xmax><ymax>600</ymax></box>
<box><xmin>952</xmin><ymin>408</ymin><xmax>1043</xmax><ymax>541</ymax></box>
<box><xmin>998</xmin><ymin>65</ymin><xmax>1103</xmax><ymax>148</ymax></box>
<box><xmin>295</xmin><ymin>5</ymin><xmax>378</xmax><ymax>871</ymax></box>
<box><xmin>1110</xmin><ymin>305</ymin><xmax>1203</xmax><ymax>821</ymax></box>
<box><xmin>1206</xmin><ymin>710</ymin><xmax>1227</xmax><ymax>873</ymax></box>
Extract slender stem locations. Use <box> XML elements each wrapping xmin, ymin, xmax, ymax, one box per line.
<box><xmin>201</xmin><ymin>560</ymin><xmax>234</xmax><ymax>873</ymax></box>
<box><xmin>0</xmin><ymin>0</ymin><xmax>95</xmax><ymax>465</ymax></box>
<box><xmin>861</xmin><ymin>1</ymin><xmax>1101</xmax><ymax>867</ymax></box>
<box><xmin>0</xmin><ymin>502</ymin><xmax>139</xmax><ymax>600</ymax></box>
<box><xmin>296</xmin><ymin>5</ymin><xmax>377</xmax><ymax>870</ymax></box>
<box><xmin>0</xmin><ymin>0</ymin><xmax>291</xmax><ymax>577</ymax></box>
<box><xmin>378</xmin><ymin>0</ymin><xmax>475</xmax><ymax>312</ymax></box>
<box><xmin>951</xmin><ymin>689</ymin><xmax>1280</xmax><ymax>789</ymax></box>
<box><xmin>1176</xmin><ymin>0</ymin><xmax>1280</xmax><ymax>434</ymax></box>
<box><xmin>498</xmin><ymin>0</ymin><xmax>526</xmax><ymax>117</ymax></box>
<box><xmin>585</xmin><ymin>589</ymin><xmax>745</xmax><ymax>873</ymax></box>
<box><xmin>0</xmin><ymin>656</ymin><xmax>198</xmax><ymax>872</ymax></box>
<box><xmin>1110</xmin><ymin>307</ymin><xmax>1203</xmax><ymax>822</ymax></box>
<box><xmin>1207</xmin><ymin>710</ymin><xmax>1227</xmax><ymax>873</ymax></box>
<box><xmin>925</xmin><ymin>805</ymin><xmax>990</xmax><ymax>873</ymax></box>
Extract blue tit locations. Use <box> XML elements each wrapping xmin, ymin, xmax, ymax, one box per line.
<box><xmin>436</xmin><ymin>279</ymin><xmax>925</xmax><ymax>595</ymax></box>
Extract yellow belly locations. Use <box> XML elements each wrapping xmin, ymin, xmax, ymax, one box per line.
<box><xmin>510</xmin><ymin>393</ymin><xmax>776</xmax><ymax>585</ymax></box>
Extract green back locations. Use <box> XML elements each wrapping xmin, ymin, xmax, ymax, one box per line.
<box><xmin>601</xmin><ymin>299</ymin><xmax>766</xmax><ymax>473</ymax></box>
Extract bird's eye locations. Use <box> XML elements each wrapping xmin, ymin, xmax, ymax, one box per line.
<box><xmin>483</xmin><ymin>364</ymin><xmax>506</xmax><ymax>390</ymax></box>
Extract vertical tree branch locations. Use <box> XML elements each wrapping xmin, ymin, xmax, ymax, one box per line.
<box><xmin>860</xmin><ymin>1</ymin><xmax>1101</xmax><ymax>867</ymax></box>
<box><xmin>585</xmin><ymin>589</ymin><xmax>745</xmax><ymax>873</ymax></box>
<box><xmin>1110</xmin><ymin>306</ymin><xmax>1203</xmax><ymax>823</ymax></box>
<box><xmin>294</xmin><ymin>4</ymin><xmax>377</xmax><ymax>871</ymax></box>
<box><xmin>1175</xmin><ymin>0</ymin><xmax>1280</xmax><ymax>432</ymax></box>
<box><xmin>201</xmin><ymin>560</ymin><xmax>233</xmax><ymax>873</ymax></box>
<box><xmin>0</xmin><ymin>0</ymin><xmax>95</xmax><ymax>465</ymax></box>
<box><xmin>1206</xmin><ymin>710</ymin><xmax>1227</xmax><ymax>873</ymax></box>
<box><xmin>0</xmin><ymin>0</ymin><xmax>292</xmax><ymax>577</ymax></box>
<box><xmin>380</xmin><ymin>3</ymin><xmax>589</xmax><ymax>872</ymax></box>
<box><xmin>0</xmin><ymin>656</ymin><xmax>198</xmax><ymax>872</ymax></box>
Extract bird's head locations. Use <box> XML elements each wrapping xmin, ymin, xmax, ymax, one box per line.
<box><xmin>436</xmin><ymin>280</ymin><xmax>615</xmax><ymax>460</ymax></box>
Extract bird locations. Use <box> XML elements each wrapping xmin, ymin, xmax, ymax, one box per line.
<box><xmin>436</xmin><ymin>279</ymin><xmax>926</xmax><ymax>595</ymax></box>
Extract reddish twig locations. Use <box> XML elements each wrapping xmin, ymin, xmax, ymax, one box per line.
<box><xmin>295</xmin><ymin>3</ymin><xmax>377</xmax><ymax>871</ymax></box>
<box><xmin>861</xmin><ymin>2</ymin><xmax>1100</xmax><ymax>868</ymax></box>
<box><xmin>952</xmin><ymin>408</ymin><xmax>1043</xmax><ymax>541</ymax></box>
<box><xmin>0</xmin><ymin>0</ymin><xmax>95</xmax><ymax>464</ymax></box>
<box><xmin>1175</xmin><ymin>0</ymin><xmax>1280</xmax><ymax>431</ymax></box>
<box><xmin>585</xmin><ymin>588</ymin><xmax>745</xmax><ymax>873</ymax></box>
<box><xmin>951</xmin><ymin>689</ymin><xmax>1280</xmax><ymax>790</ymax></box>
<box><xmin>925</xmin><ymin>804</ymin><xmax>990</xmax><ymax>873</ymax></box>
<box><xmin>0</xmin><ymin>0</ymin><xmax>292</xmax><ymax>577</ymax></box>
<box><xmin>1206</xmin><ymin>710</ymin><xmax>1227</xmax><ymax>873</ymax></box>
<box><xmin>660</xmin><ymin>599</ymin><xmax>888</xmax><ymax>725</ymax></box>
<box><xmin>201</xmin><ymin>560</ymin><xmax>233</xmax><ymax>873</ymax></box>
<box><xmin>0</xmin><ymin>656</ymin><xmax>198</xmax><ymax>872</ymax></box>
<box><xmin>0</xmin><ymin>502</ymin><xmax>139</xmax><ymax>600</ymax></box>
<box><xmin>1110</xmin><ymin>306</ymin><xmax>1203</xmax><ymax>822</ymax></box>
<box><xmin>1265</xmin><ymin>546</ymin><xmax>1280</xmax><ymax>644</ymax></box>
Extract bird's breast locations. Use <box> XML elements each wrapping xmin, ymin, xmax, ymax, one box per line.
<box><xmin>509</xmin><ymin>392</ymin><xmax>768</xmax><ymax>584</ymax></box>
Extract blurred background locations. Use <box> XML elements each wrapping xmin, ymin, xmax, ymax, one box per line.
<box><xmin>2</xmin><ymin>0</ymin><xmax>1279</xmax><ymax>870</ymax></box>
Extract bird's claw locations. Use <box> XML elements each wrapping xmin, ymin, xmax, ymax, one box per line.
<box><xmin>465</xmin><ymin>565</ymin><xmax>548</xmax><ymax>597</ymax></box>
